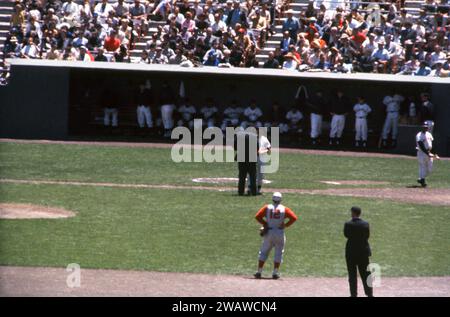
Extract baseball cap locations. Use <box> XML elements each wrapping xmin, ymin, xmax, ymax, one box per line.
<box><xmin>272</xmin><ymin>192</ymin><xmax>282</xmax><ymax>202</ymax></box>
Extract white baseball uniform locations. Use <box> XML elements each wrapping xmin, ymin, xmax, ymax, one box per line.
<box><xmin>177</xmin><ymin>104</ymin><xmax>196</xmax><ymax>129</ymax></box>
<box><xmin>258</xmin><ymin>135</ymin><xmax>271</xmax><ymax>187</ymax></box>
<box><xmin>137</xmin><ymin>105</ymin><xmax>153</xmax><ymax>128</ymax></box>
<box><xmin>256</xmin><ymin>203</ymin><xmax>297</xmax><ymax>263</ymax></box>
<box><xmin>200</xmin><ymin>105</ymin><xmax>218</xmax><ymax>128</ymax></box>
<box><xmin>382</xmin><ymin>94</ymin><xmax>404</xmax><ymax>140</ymax></box>
<box><xmin>222</xmin><ymin>106</ymin><xmax>244</xmax><ymax>130</ymax></box>
<box><xmin>161</xmin><ymin>104</ymin><xmax>175</xmax><ymax>129</ymax></box>
<box><xmin>310</xmin><ymin>113</ymin><xmax>322</xmax><ymax>139</ymax></box>
<box><xmin>104</xmin><ymin>107</ymin><xmax>118</xmax><ymax>127</ymax></box>
<box><xmin>242</xmin><ymin>106</ymin><xmax>263</xmax><ymax>128</ymax></box>
<box><xmin>286</xmin><ymin>109</ymin><xmax>303</xmax><ymax>132</ymax></box>
<box><xmin>416</xmin><ymin>131</ymin><xmax>434</xmax><ymax>180</ymax></box>
<box><xmin>329</xmin><ymin>114</ymin><xmax>346</xmax><ymax>138</ymax></box>
<box><xmin>353</xmin><ymin>103</ymin><xmax>372</xmax><ymax>141</ymax></box>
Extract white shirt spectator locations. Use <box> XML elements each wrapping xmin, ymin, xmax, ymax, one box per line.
<box><xmin>94</xmin><ymin>1</ymin><xmax>115</xmax><ymax>24</ymax></box>
<box><xmin>282</xmin><ymin>59</ymin><xmax>298</xmax><ymax>71</ymax></box>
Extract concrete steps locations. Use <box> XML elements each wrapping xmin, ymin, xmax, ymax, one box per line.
<box><xmin>0</xmin><ymin>1</ymin><xmax>13</xmax><ymax>69</ymax></box>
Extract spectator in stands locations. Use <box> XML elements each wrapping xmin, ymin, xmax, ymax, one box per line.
<box><xmin>130</xmin><ymin>0</ymin><xmax>148</xmax><ymax>36</ymax></box>
<box><xmin>414</xmin><ymin>61</ymin><xmax>432</xmax><ymax>76</ymax></box>
<box><xmin>94</xmin><ymin>0</ymin><xmax>115</xmax><ymax>25</ymax></box>
<box><xmin>151</xmin><ymin>46</ymin><xmax>169</xmax><ymax>64</ymax></box>
<box><xmin>282</xmin><ymin>9</ymin><xmax>300</xmax><ymax>42</ymax></box>
<box><xmin>104</xmin><ymin>30</ymin><xmax>121</xmax><ymax>52</ymax></box>
<box><xmin>263</xmin><ymin>51</ymin><xmax>280</xmax><ymax>69</ymax></box>
<box><xmin>169</xmin><ymin>46</ymin><xmax>188</xmax><ymax>64</ymax></box>
<box><xmin>282</xmin><ymin>52</ymin><xmax>299</xmax><ymax>71</ymax></box>
<box><xmin>113</xmin><ymin>0</ymin><xmax>130</xmax><ymax>18</ymax></box>
<box><xmin>226</xmin><ymin>1</ymin><xmax>248</xmax><ymax>28</ymax></box>
<box><xmin>77</xmin><ymin>45</ymin><xmax>92</xmax><ymax>62</ymax></box>
<box><xmin>20</xmin><ymin>37</ymin><xmax>39</xmax><ymax>59</ymax></box>
<box><xmin>95</xmin><ymin>47</ymin><xmax>108</xmax><ymax>62</ymax></box>
<box><xmin>280</xmin><ymin>31</ymin><xmax>294</xmax><ymax>55</ymax></box>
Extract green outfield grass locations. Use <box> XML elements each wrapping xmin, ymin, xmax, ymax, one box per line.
<box><xmin>1</xmin><ymin>142</ymin><xmax>449</xmax><ymax>189</ymax></box>
<box><xmin>0</xmin><ymin>142</ymin><xmax>449</xmax><ymax>277</ymax></box>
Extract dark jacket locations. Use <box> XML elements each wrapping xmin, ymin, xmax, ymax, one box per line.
<box><xmin>344</xmin><ymin>218</ymin><xmax>371</xmax><ymax>258</ymax></box>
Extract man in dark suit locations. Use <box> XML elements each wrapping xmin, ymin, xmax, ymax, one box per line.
<box><xmin>280</xmin><ymin>31</ymin><xmax>294</xmax><ymax>55</ymax></box>
<box><xmin>344</xmin><ymin>206</ymin><xmax>373</xmax><ymax>297</ymax></box>
<box><xmin>234</xmin><ymin>129</ymin><xmax>258</xmax><ymax>196</ymax></box>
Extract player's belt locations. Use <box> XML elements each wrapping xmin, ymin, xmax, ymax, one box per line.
<box><xmin>357</xmin><ymin>116</ymin><xmax>366</xmax><ymax>119</ymax></box>
<box><xmin>388</xmin><ymin>111</ymin><xmax>398</xmax><ymax>113</ymax></box>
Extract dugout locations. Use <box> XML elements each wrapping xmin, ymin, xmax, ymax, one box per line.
<box><xmin>1</xmin><ymin>60</ymin><xmax>450</xmax><ymax>156</ymax></box>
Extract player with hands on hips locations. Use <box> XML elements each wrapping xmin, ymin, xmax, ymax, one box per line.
<box><xmin>254</xmin><ymin>192</ymin><xmax>298</xmax><ymax>279</ymax></box>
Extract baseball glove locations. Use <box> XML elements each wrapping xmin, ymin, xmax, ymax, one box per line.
<box><xmin>259</xmin><ymin>226</ymin><xmax>269</xmax><ymax>237</ymax></box>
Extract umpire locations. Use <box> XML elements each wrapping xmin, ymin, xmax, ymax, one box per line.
<box><xmin>344</xmin><ymin>206</ymin><xmax>374</xmax><ymax>297</ymax></box>
<box><xmin>234</xmin><ymin>128</ymin><xmax>258</xmax><ymax>196</ymax></box>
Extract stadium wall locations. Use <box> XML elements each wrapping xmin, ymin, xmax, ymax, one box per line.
<box><xmin>1</xmin><ymin>60</ymin><xmax>449</xmax><ymax>156</ymax></box>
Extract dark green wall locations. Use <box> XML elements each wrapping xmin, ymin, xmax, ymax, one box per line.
<box><xmin>1</xmin><ymin>65</ymin><xmax>449</xmax><ymax>156</ymax></box>
<box><xmin>0</xmin><ymin>65</ymin><xmax>70</xmax><ymax>139</ymax></box>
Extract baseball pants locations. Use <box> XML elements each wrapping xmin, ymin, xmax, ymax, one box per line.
<box><xmin>104</xmin><ymin>108</ymin><xmax>118</xmax><ymax>127</ymax></box>
<box><xmin>248</xmin><ymin>157</ymin><xmax>265</xmax><ymax>191</ymax></box>
<box><xmin>355</xmin><ymin>117</ymin><xmax>368</xmax><ymax>141</ymax></box>
<box><xmin>161</xmin><ymin>104</ymin><xmax>175</xmax><ymax>129</ymax></box>
<box><xmin>417</xmin><ymin>151</ymin><xmax>433</xmax><ymax>179</ymax></box>
<box><xmin>330</xmin><ymin>114</ymin><xmax>346</xmax><ymax>138</ymax></box>
<box><xmin>137</xmin><ymin>105</ymin><xmax>153</xmax><ymax>128</ymax></box>
<box><xmin>382</xmin><ymin>112</ymin><xmax>399</xmax><ymax>139</ymax></box>
<box><xmin>259</xmin><ymin>232</ymin><xmax>286</xmax><ymax>263</ymax></box>
<box><xmin>310</xmin><ymin>113</ymin><xmax>323</xmax><ymax>139</ymax></box>
<box><xmin>346</xmin><ymin>255</ymin><xmax>373</xmax><ymax>297</ymax></box>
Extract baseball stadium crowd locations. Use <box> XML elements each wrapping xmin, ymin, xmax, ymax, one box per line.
<box><xmin>1</xmin><ymin>0</ymin><xmax>450</xmax><ymax>77</ymax></box>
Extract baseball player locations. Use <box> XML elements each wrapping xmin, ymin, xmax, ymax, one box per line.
<box><xmin>159</xmin><ymin>82</ymin><xmax>176</xmax><ymax>137</ymax></box>
<box><xmin>420</xmin><ymin>93</ymin><xmax>434</xmax><ymax>134</ymax></box>
<box><xmin>285</xmin><ymin>105</ymin><xmax>304</xmax><ymax>135</ymax></box>
<box><xmin>254</xmin><ymin>192</ymin><xmax>298</xmax><ymax>279</ymax></box>
<box><xmin>221</xmin><ymin>100</ymin><xmax>244</xmax><ymax>132</ymax></box>
<box><xmin>308</xmin><ymin>90</ymin><xmax>328</xmax><ymax>145</ymax></box>
<box><xmin>416</xmin><ymin>123</ymin><xmax>436</xmax><ymax>188</ymax></box>
<box><xmin>177</xmin><ymin>97</ymin><xmax>197</xmax><ymax>129</ymax></box>
<box><xmin>247</xmin><ymin>129</ymin><xmax>271</xmax><ymax>195</ymax></box>
<box><xmin>242</xmin><ymin>100</ymin><xmax>263</xmax><ymax>129</ymax></box>
<box><xmin>136</xmin><ymin>80</ymin><xmax>154</xmax><ymax>129</ymax></box>
<box><xmin>329</xmin><ymin>90</ymin><xmax>351</xmax><ymax>146</ymax></box>
<box><xmin>381</xmin><ymin>92</ymin><xmax>405</xmax><ymax>148</ymax></box>
<box><xmin>353</xmin><ymin>96</ymin><xmax>372</xmax><ymax>148</ymax></box>
<box><xmin>200</xmin><ymin>97</ymin><xmax>218</xmax><ymax>128</ymax></box>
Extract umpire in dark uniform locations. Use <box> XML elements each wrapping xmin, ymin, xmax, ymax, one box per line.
<box><xmin>344</xmin><ymin>206</ymin><xmax>373</xmax><ymax>297</ymax></box>
<box><xmin>234</xmin><ymin>128</ymin><xmax>258</xmax><ymax>196</ymax></box>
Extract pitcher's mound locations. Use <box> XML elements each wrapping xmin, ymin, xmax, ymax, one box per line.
<box><xmin>0</xmin><ymin>203</ymin><xmax>76</xmax><ymax>219</ymax></box>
